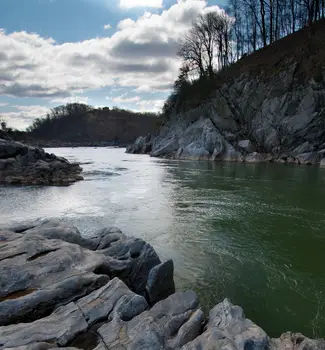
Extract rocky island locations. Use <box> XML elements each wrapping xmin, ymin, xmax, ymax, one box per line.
<box><xmin>0</xmin><ymin>219</ymin><xmax>324</xmax><ymax>350</ymax></box>
<box><xmin>0</xmin><ymin>138</ymin><xmax>83</xmax><ymax>186</ymax></box>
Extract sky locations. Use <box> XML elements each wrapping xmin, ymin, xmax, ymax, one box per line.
<box><xmin>0</xmin><ymin>0</ymin><xmax>226</xmax><ymax>130</ymax></box>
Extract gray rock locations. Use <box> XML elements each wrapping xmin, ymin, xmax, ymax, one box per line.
<box><xmin>146</xmin><ymin>259</ymin><xmax>175</xmax><ymax>305</ymax></box>
<box><xmin>320</xmin><ymin>158</ymin><xmax>325</xmax><ymax>167</ymax></box>
<box><xmin>296</xmin><ymin>152</ymin><xmax>321</xmax><ymax>165</ymax></box>
<box><xmin>0</xmin><ymin>229</ymin><xmax>110</xmax><ymax>325</ymax></box>
<box><xmin>126</xmin><ymin>66</ymin><xmax>325</xmax><ymax>166</ymax></box>
<box><xmin>0</xmin><ymin>278</ymin><xmax>148</xmax><ymax>349</ymax></box>
<box><xmin>238</xmin><ymin>139</ymin><xmax>256</xmax><ymax>153</ymax></box>
<box><xmin>0</xmin><ymin>221</ymin><xmax>167</xmax><ymax>325</ymax></box>
<box><xmin>126</xmin><ymin>134</ymin><xmax>152</xmax><ymax>154</ymax></box>
<box><xmin>270</xmin><ymin>332</ymin><xmax>325</xmax><ymax>350</ymax></box>
<box><xmin>0</xmin><ymin>302</ymin><xmax>88</xmax><ymax>348</ymax></box>
<box><xmin>95</xmin><ymin>227</ymin><xmax>162</xmax><ymax>296</ymax></box>
<box><xmin>76</xmin><ymin>277</ymin><xmax>148</xmax><ymax>325</ymax></box>
<box><xmin>0</xmin><ymin>138</ymin><xmax>83</xmax><ymax>186</ymax></box>
<box><xmin>98</xmin><ymin>291</ymin><xmax>203</xmax><ymax>349</ymax></box>
<box><xmin>245</xmin><ymin>152</ymin><xmax>267</xmax><ymax>163</ymax></box>
<box><xmin>182</xmin><ymin>298</ymin><xmax>269</xmax><ymax>350</ymax></box>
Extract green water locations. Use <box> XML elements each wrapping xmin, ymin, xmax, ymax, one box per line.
<box><xmin>1</xmin><ymin>148</ymin><xmax>324</xmax><ymax>337</ymax></box>
<box><xmin>164</xmin><ymin>161</ymin><xmax>325</xmax><ymax>338</ymax></box>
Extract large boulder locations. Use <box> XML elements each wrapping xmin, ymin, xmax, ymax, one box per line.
<box><xmin>0</xmin><ymin>138</ymin><xmax>83</xmax><ymax>185</ymax></box>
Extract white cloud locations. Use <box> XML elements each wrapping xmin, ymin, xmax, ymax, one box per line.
<box><xmin>2</xmin><ymin>105</ymin><xmax>51</xmax><ymax>130</ymax></box>
<box><xmin>103</xmin><ymin>24</ymin><xmax>112</xmax><ymax>30</ymax></box>
<box><xmin>51</xmin><ymin>96</ymin><xmax>89</xmax><ymax>105</ymax></box>
<box><xmin>107</xmin><ymin>93</ymin><xmax>164</xmax><ymax>112</ymax></box>
<box><xmin>119</xmin><ymin>0</ymin><xmax>163</xmax><ymax>9</ymax></box>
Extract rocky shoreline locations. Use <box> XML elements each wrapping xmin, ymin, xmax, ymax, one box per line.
<box><xmin>0</xmin><ymin>138</ymin><xmax>83</xmax><ymax>186</ymax></box>
<box><xmin>0</xmin><ymin>219</ymin><xmax>324</xmax><ymax>350</ymax></box>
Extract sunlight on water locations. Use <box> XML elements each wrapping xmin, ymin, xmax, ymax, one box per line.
<box><xmin>0</xmin><ymin>147</ymin><xmax>324</xmax><ymax>337</ymax></box>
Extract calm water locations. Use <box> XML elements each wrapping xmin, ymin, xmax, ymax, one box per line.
<box><xmin>0</xmin><ymin>147</ymin><xmax>324</xmax><ymax>337</ymax></box>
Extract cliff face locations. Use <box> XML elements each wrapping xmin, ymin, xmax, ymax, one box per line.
<box><xmin>128</xmin><ymin>21</ymin><xmax>325</xmax><ymax>166</ymax></box>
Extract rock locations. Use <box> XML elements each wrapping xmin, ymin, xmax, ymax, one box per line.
<box><xmin>238</xmin><ymin>139</ymin><xmax>256</xmax><ymax>153</ymax></box>
<box><xmin>0</xmin><ymin>229</ymin><xmax>110</xmax><ymax>325</ymax></box>
<box><xmin>76</xmin><ymin>277</ymin><xmax>148</xmax><ymax>325</ymax></box>
<box><xmin>270</xmin><ymin>332</ymin><xmax>325</xmax><ymax>350</ymax></box>
<box><xmin>94</xmin><ymin>227</ymin><xmax>163</xmax><ymax>297</ymax></box>
<box><xmin>97</xmin><ymin>291</ymin><xmax>204</xmax><ymax>349</ymax></box>
<box><xmin>146</xmin><ymin>259</ymin><xmax>175</xmax><ymax>305</ymax></box>
<box><xmin>292</xmin><ymin>141</ymin><xmax>313</xmax><ymax>155</ymax></box>
<box><xmin>0</xmin><ymin>302</ymin><xmax>88</xmax><ymax>348</ymax></box>
<box><xmin>0</xmin><ymin>221</ymin><xmax>171</xmax><ymax>325</ymax></box>
<box><xmin>126</xmin><ymin>134</ymin><xmax>152</xmax><ymax>154</ymax></box>
<box><xmin>296</xmin><ymin>152</ymin><xmax>321</xmax><ymax>165</ymax></box>
<box><xmin>320</xmin><ymin>158</ymin><xmax>325</xmax><ymax>167</ymax></box>
<box><xmin>126</xmin><ymin>61</ymin><xmax>325</xmax><ymax>166</ymax></box>
<box><xmin>18</xmin><ymin>219</ymin><xmax>96</xmax><ymax>250</ymax></box>
<box><xmin>245</xmin><ymin>152</ymin><xmax>267</xmax><ymax>163</ymax></box>
<box><xmin>0</xmin><ymin>138</ymin><xmax>83</xmax><ymax>186</ymax></box>
<box><xmin>0</xmin><ymin>278</ymin><xmax>148</xmax><ymax>349</ymax></box>
<box><xmin>182</xmin><ymin>298</ymin><xmax>269</xmax><ymax>350</ymax></box>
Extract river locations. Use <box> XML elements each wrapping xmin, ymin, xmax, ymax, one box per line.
<box><xmin>0</xmin><ymin>147</ymin><xmax>324</xmax><ymax>337</ymax></box>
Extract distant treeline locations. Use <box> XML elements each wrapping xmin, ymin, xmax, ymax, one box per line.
<box><xmin>3</xmin><ymin>103</ymin><xmax>160</xmax><ymax>145</ymax></box>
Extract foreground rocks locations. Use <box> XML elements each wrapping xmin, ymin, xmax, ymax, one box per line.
<box><xmin>0</xmin><ymin>220</ymin><xmax>324</xmax><ymax>350</ymax></box>
<box><xmin>0</xmin><ymin>138</ymin><xmax>83</xmax><ymax>185</ymax></box>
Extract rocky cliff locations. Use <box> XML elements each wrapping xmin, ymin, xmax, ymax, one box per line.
<box><xmin>0</xmin><ymin>138</ymin><xmax>83</xmax><ymax>185</ymax></box>
<box><xmin>0</xmin><ymin>220</ymin><xmax>324</xmax><ymax>350</ymax></box>
<box><xmin>127</xmin><ymin>21</ymin><xmax>325</xmax><ymax>166</ymax></box>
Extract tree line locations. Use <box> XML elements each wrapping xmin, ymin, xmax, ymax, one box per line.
<box><xmin>229</xmin><ymin>0</ymin><xmax>324</xmax><ymax>58</ymax></box>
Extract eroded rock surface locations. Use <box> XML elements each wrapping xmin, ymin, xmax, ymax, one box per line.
<box><xmin>0</xmin><ymin>138</ymin><xmax>83</xmax><ymax>185</ymax></box>
<box><xmin>0</xmin><ymin>220</ymin><xmax>173</xmax><ymax>326</ymax></box>
<box><xmin>127</xmin><ymin>65</ymin><xmax>325</xmax><ymax>166</ymax></box>
<box><xmin>0</xmin><ymin>220</ymin><xmax>324</xmax><ymax>350</ymax></box>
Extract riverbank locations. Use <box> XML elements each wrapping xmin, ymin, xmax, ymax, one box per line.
<box><xmin>1</xmin><ymin>219</ymin><xmax>324</xmax><ymax>349</ymax></box>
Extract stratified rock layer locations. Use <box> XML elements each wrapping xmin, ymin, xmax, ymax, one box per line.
<box><xmin>0</xmin><ymin>138</ymin><xmax>83</xmax><ymax>185</ymax></box>
<box><xmin>0</xmin><ymin>220</ymin><xmax>324</xmax><ymax>350</ymax></box>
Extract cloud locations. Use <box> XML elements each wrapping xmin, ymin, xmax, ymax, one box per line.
<box><xmin>0</xmin><ymin>0</ymin><xmax>225</xmax><ymax>128</ymax></box>
<box><xmin>108</xmin><ymin>93</ymin><xmax>164</xmax><ymax>112</ymax></box>
<box><xmin>103</xmin><ymin>24</ymin><xmax>112</xmax><ymax>30</ymax></box>
<box><xmin>119</xmin><ymin>0</ymin><xmax>163</xmax><ymax>9</ymax></box>
<box><xmin>2</xmin><ymin>105</ymin><xmax>51</xmax><ymax>130</ymax></box>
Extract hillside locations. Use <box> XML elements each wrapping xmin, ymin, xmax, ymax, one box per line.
<box><xmin>128</xmin><ymin>20</ymin><xmax>325</xmax><ymax>166</ymax></box>
<box><xmin>13</xmin><ymin>106</ymin><xmax>160</xmax><ymax>147</ymax></box>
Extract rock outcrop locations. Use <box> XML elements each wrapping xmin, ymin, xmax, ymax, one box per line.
<box><xmin>0</xmin><ymin>220</ymin><xmax>324</xmax><ymax>350</ymax></box>
<box><xmin>0</xmin><ymin>139</ymin><xmax>83</xmax><ymax>185</ymax></box>
<box><xmin>127</xmin><ymin>23</ymin><xmax>325</xmax><ymax>166</ymax></box>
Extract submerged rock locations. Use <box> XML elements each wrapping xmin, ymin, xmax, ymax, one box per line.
<box><xmin>0</xmin><ymin>138</ymin><xmax>83</xmax><ymax>186</ymax></box>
